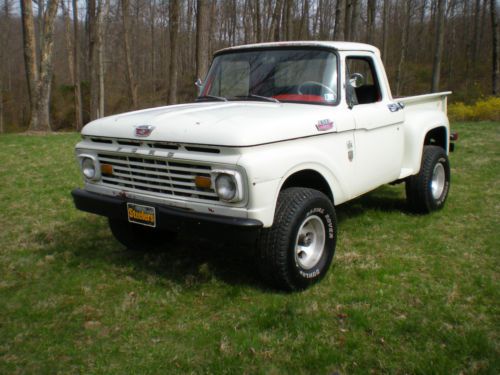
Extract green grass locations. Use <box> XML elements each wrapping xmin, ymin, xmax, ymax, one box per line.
<box><xmin>0</xmin><ymin>122</ymin><xmax>499</xmax><ymax>374</ymax></box>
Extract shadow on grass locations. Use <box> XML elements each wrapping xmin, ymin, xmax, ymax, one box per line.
<box><xmin>41</xmin><ymin>186</ymin><xmax>409</xmax><ymax>290</ymax></box>
<box><xmin>336</xmin><ymin>185</ymin><xmax>410</xmax><ymax>221</ymax></box>
<box><xmin>43</xmin><ymin>217</ymin><xmax>268</xmax><ymax>291</ymax></box>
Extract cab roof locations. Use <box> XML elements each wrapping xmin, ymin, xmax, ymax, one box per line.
<box><xmin>216</xmin><ymin>41</ymin><xmax>380</xmax><ymax>55</ymax></box>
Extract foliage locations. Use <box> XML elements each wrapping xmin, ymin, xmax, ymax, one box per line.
<box><xmin>448</xmin><ymin>97</ymin><xmax>500</xmax><ymax>122</ymax></box>
<box><xmin>0</xmin><ymin>122</ymin><xmax>499</xmax><ymax>373</ymax></box>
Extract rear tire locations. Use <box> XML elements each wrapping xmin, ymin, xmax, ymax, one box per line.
<box><xmin>258</xmin><ymin>188</ymin><xmax>337</xmax><ymax>291</ymax></box>
<box><xmin>108</xmin><ymin>218</ymin><xmax>177</xmax><ymax>251</ymax></box>
<box><xmin>406</xmin><ymin>145</ymin><xmax>450</xmax><ymax>213</ymax></box>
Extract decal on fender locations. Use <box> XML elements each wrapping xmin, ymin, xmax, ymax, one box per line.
<box><xmin>315</xmin><ymin>119</ymin><xmax>334</xmax><ymax>132</ymax></box>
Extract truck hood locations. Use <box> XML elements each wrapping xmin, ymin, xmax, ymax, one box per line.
<box><xmin>82</xmin><ymin>101</ymin><xmax>341</xmax><ymax>147</ymax></box>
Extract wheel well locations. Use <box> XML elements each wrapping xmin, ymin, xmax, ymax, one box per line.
<box><xmin>280</xmin><ymin>170</ymin><xmax>334</xmax><ymax>203</ymax></box>
<box><xmin>424</xmin><ymin>127</ymin><xmax>447</xmax><ymax>150</ymax></box>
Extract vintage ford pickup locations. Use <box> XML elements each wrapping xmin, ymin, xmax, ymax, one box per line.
<box><xmin>72</xmin><ymin>41</ymin><xmax>455</xmax><ymax>290</ymax></box>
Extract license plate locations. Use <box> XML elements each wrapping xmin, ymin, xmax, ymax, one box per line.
<box><xmin>127</xmin><ymin>203</ymin><xmax>156</xmax><ymax>227</ymax></box>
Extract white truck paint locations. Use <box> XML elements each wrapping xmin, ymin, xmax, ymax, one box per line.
<box><xmin>73</xmin><ymin>41</ymin><xmax>454</xmax><ymax>290</ymax></box>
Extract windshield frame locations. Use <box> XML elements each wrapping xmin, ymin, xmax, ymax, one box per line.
<box><xmin>200</xmin><ymin>46</ymin><xmax>341</xmax><ymax>107</ymax></box>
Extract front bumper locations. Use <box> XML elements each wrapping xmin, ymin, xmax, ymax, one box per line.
<box><xmin>71</xmin><ymin>188</ymin><xmax>263</xmax><ymax>230</ymax></box>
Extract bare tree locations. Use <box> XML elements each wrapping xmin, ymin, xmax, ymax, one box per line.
<box><xmin>366</xmin><ymin>0</ymin><xmax>376</xmax><ymax>44</ymax></box>
<box><xmin>121</xmin><ymin>0</ymin><xmax>138</xmax><ymax>109</ymax></box>
<box><xmin>344</xmin><ymin>0</ymin><xmax>352</xmax><ymax>40</ymax></box>
<box><xmin>72</xmin><ymin>0</ymin><xmax>83</xmax><ymax>129</ymax></box>
<box><xmin>168</xmin><ymin>0</ymin><xmax>180</xmax><ymax>104</ymax></box>
<box><xmin>333</xmin><ymin>0</ymin><xmax>344</xmax><ymax>40</ymax></box>
<box><xmin>196</xmin><ymin>0</ymin><xmax>210</xmax><ymax>81</ymax></box>
<box><xmin>381</xmin><ymin>0</ymin><xmax>390</xmax><ymax>63</ymax></box>
<box><xmin>254</xmin><ymin>0</ymin><xmax>262</xmax><ymax>42</ymax></box>
<box><xmin>350</xmin><ymin>0</ymin><xmax>360</xmax><ymax>41</ymax></box>
<box><xmin>395</xmin><ymin>0</ymin><xmax>412</xmax><ymax>96</ymax></box>
<box><xmin>492</xmin><ymin>0</ymin><xmax>499</xmax><ymax>95</ymax></box>
<box><xmin>21</xmin><ymin>0</ymin><xmax>60</xmax><ymax>131</ymax></box>
<box><xmin>431</xmin><ymin>0</ymin><xmax>447</xmax><ymax>92</ymax></box>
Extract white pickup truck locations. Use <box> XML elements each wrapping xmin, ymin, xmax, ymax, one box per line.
<box><xmin>72</xmin><ymin>41</ymin><xmax>455</xmax><ymax>291</ymax></box>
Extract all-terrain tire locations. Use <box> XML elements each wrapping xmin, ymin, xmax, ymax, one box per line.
<box><xmin>108</xmin><ymin>218</ymin><xmax>177</xmax><ymax>251</ymax></box>
<box><xmin>406</xmin><ymin>145</ymin><xmax>451</xmax><ymax>213</ymax></box>
<box><xmin>258</xmin><ymin>188</ymin><xmax>337</xmax><ymax>291</ymax></box>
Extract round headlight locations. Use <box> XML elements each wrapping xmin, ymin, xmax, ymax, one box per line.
<box><xmin>215</xmin><ymin>174</ymin><xmax>236</xmax><ymax>201</ymax></box>
<box><xmin>82</xmin><ymin>157</ymin><xmax>96</xmax><ymax>179</ymax></box>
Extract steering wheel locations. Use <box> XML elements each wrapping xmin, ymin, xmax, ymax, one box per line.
<box><xmin>297</xmin><ymin>81</ymin><xmax>334</xmax><ymax>95</ymax></box>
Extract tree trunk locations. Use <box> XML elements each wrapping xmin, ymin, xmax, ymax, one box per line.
<box><xmin>150</xmin><ymin>0</ymin><xmax>156</xmax><ymax>101</ymax></box>
<box><xmin>88</xmin><ymin>0</ymin><xmax>98</xmax><ymax>119</ymax></box>
<box><xmin>254</xmin><ymin>0</ymin><xmax>262</xmax><ymax>42</ymax></box>
<box><xmin>492</xmin><ymin>0</ymin><xmax>499</xmax><ymax>95</ymax></box>
<box><xmin>196</xmin><ymin>0</ymin><xmax>210</xmax><ymax>81</ymax></box>
<box><xmin>285</xmin><ymin>0</ymin><xmax>293</xmax><ymax>40</ymax></box>
<box><xmin>299</xmin><ymin>0</ymin><xmax>309</xmax><ymax>39</ymax></box>
<box><xmin>168</xmin><ymin>0</ymin><xmax>180</xmax><ymax>104</ymax></box>
<box><xmin>350</xmin><ymin>0</ymin><xmax>360</xmax><ymax>41</ymax></box>
<box><xmin>344</xmin><ymin>0</ymin><xmax>352</xmax><ymax>40</ymax></box>
<box><xmin>209</xmin><ymin>0</ymin><xmax>217</xmax><ymax>55</ymax></box>
<box><xmin>36</xmin><ymin>0</ymin><xmax>59</xmax><ymax>130</ymax></box>
<box><xmin>366</xmin><ymin>0</ymin><xmax>376</xmax><ymax>44</ymax></box>
<box><xmin>21</xmin><ymin>0</ymin><xmax>39</xmax><ymax>130</ymax></box>
<box><xmin>97</xmin><ymin>0</ymin><xmax>109</xmax><ymax>117</ymax></box>
<box><xmin>122</xmin><ymin>0</ymin><xmax>138</xmax><ymax>109</ymax></box>
<box><xmin>333</xmin><ymin>0</ymin><xmax>344</xmax><ymax>40</ymax></box>
<box><xmin>269</xmin><ymin>0</ymin><xmax>283</xmax><ymax>41</ymax></box>
<box><xmin>382</xmin><ymin>0</ymin><xmax>390</xmax><ymax>63</ymax></box>
<box><xmin>395</xmin><ymin>0</ymin><xmax>411</xmax><ymax>96</ymax></box>
<box><xmin>71</xmin><ymin>0</ymin><xmax>83</xmax><ymax>129</ymax></box>
<box><xmin>62</xmin><ymin>0</ymin><xmax>77</xmax><ymax>126</ymax></box>
<box><xmin>472</xmin><ymin>0</ymin><xmax>481</xmax><ymax>65</ymax></box>
<box><xmin>431</xmin><ymin>0</ymin><xmax>446</xmax><ymax>92</ymax></box>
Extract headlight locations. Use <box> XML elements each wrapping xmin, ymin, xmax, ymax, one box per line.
<box><xmin>215</xmin><ymin>174</ymin><xmax>237</xmax><ymax>201</ymax></box>
<box><xmin>82</xmin><ymin>158</ymin><xmax>95</xmax><ymax>179</ymax></box>
<box><xmin>78</xmin><ymin>155</ymin><xmax>100</xmax><ymax>181</ymax></box>
<box><xmin>212</xmin><ymin>170</ymin><xmax>244</xmax><ymax>203</ymax></box>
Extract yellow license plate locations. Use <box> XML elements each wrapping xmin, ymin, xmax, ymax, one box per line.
<box><xmin>127</xmin><ymin>203</ymin><xmax>156</xmax><ymax>227</ymax></box>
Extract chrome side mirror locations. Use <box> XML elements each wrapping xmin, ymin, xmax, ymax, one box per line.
<box><xmin>349</xmin><ymin>73</ymin><xmax>365</xmax><ymax>88</ymax></box>
<box><xmin>195</xmin><ymin>78</ymin><xmax>203</xmax><ymax>95</ymax></box>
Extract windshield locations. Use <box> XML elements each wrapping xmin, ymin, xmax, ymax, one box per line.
<box><xmin>200</xmin><ymin>48</ymin><xmax>338</xmax><ymax>105</ymax></box>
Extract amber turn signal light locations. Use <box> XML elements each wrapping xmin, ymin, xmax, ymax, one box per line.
<box><xmin>101</xmin><ymin>164</ymin><xmax>113</xmax><ymax>176</ymax></box>
<box><xmin>195</xmin><ymin>176</ymin><xmax>212</xmax><ymax>189</ymax></box>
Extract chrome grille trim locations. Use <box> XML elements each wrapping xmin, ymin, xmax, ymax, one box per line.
<box><xmin>96</xmin><ymin>152</ymin><xmax>219</xmax><ymax>202</ymax></box>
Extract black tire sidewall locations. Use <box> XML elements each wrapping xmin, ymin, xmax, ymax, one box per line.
<box><xmin>426</xmin><ymin>152</ymin><xmax>450</xmax><ymax>210</ymax></box>
<box><xmin>287</xmin><ymin>195</ymin><xmax>337</xmax><ymax>288</ymax></box>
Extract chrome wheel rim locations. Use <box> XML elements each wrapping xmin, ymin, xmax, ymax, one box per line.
<box><xmin>431</xmin><ymin>163</ymin><xmax>446</xmax><ymax>199</ymax></box>
<box><xmin>295</xmin><ymin>215</ymin><xmax>325</xmax><ymax>270</ymax></box>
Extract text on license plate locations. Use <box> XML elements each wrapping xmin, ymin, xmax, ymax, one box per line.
<box><xmin>127</xmin><ymin>203</ymin><xmax>156</xmax><ymax>227</ymax></box>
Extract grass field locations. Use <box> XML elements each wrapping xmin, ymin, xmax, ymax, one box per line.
<box><xmin>0</xmin><ymin>122</ymin><xmax>498</xmax><ymax>374</ymax></box>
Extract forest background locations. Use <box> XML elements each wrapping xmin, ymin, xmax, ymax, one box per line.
<box><xmin>0</xmin><ymin>0</ymin><xmax>498</xmax><ymax>133</ymax></box>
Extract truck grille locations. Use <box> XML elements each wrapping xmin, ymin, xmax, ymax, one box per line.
<box><xmin>97</xmin><ymin>153</ymin><xmax>219</xmax><ymax>202</ymax></box>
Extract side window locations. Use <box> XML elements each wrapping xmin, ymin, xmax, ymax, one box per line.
<box><xmin>346</xmin><ymin>57</ymin><xmax>382</xmax><ymax>105</ymax></box>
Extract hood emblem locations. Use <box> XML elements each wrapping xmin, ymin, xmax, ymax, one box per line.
<box><xmin>135</xmin><ymin>125</ymin><xmax>155</xmax><ymax>137</ymax></box>
<box><xmin>316</xmin><ymin>119</ymin><xmax>334</xmax><ymax>132</ymax></box>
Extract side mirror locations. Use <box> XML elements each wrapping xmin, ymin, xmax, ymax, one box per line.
<box><xmin>349</xmin><ymin>73</ymin><xmax>365</xmax><ymax>88</ymax></box>
<box><xmin>195</xmin><ymin>78</ymin><xmax>203</xmax><ymax>95</ymax></box>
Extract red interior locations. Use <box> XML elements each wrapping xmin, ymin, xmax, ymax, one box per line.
<box><xmin>272</xmin><ymin>94</ymin><xmax>327</xmax><ymax>103</ymax></box>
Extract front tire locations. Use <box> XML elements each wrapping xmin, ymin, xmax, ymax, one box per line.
<box><xmin>258</xmin><ymin>188</ymin><xmax>337</xmax><ymax>291</ymax></box>
<box><xmin>108</xmin><ymin>218</ymin><xmax>177</xmax><ymax>251</ymax></box>
<box><xmin>406</xmin><ymin>145</ymin><xmax>451</xmax><ymax>213</ymax></box>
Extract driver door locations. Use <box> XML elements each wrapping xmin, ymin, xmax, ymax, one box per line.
<box><xmin>346</xmin><ymin>54</ymin><xmax>405</xmax><ymax>196</ymax></box>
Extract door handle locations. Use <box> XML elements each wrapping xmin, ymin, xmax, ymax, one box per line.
<box><xmin>388</xmin><ymin>102</ymin><xmax>405</xmax><ymax>112</ymax></box>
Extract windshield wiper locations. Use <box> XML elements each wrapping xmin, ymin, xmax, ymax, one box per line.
<box><xmin>234</xmin><ymin>94</ymin><xmax>280</xmax><ymax>103</ymax></box>
<box><xmin>196</xmin><ymin>95</ymin><xmax>228</xmax><ymax>102</ymax></box>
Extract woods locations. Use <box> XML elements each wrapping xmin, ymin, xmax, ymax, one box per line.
<box><xmin>0</xmin><ymin>0</ymin><xmax>499</xmax><ymax>132</ymax></box>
